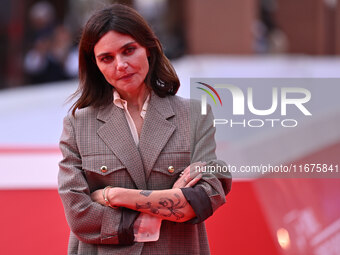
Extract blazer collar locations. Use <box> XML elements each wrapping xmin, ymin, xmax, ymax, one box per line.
<box><xmin>147</xmin><ymin>90</ymin><xmax>175</xmax><ymax>119</ymax></box>
<box><xmin>139</xmin><ymin>92</ymin><xmax>176</xmax><ymax>181</ymax></box>
<box><xmin>96</xmin><ymin>103</ymin><xmax>116</xmax><ymax>123</ymax></box>
<box><xmin>96</xmin><ymin>104</ymin><xmax>147</xmax><ymax>189</ymax></box>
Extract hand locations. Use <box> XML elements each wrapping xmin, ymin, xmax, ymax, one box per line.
<box><xmin>91</xmin><ymin>189</ymin><xmax>106</xmax><ymax>205</ymax></box>
<box><xmin>172</xmin><ymin>161</ymin><xmax>205</xmax><ymax>189</ymax></box>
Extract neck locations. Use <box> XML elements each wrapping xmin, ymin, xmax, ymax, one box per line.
<box><xmin>117</xmin><ymin>84</ymin><xmax>150</xmax><ymax>111</ymax></box>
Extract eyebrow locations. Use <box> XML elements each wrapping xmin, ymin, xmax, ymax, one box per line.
<box><xmin>96</xmin><ymin>41</ymin><xmax>137</xmax><ymax>58</ymax></box>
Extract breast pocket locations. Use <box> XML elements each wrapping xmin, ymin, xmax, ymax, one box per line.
<box><xmin>82</xmin><ymin>154</ymin><xmax>134</xmax><ymax>191</ymax></box>
<box><xmin>148</xmin><ymin>151</ymin><xmax>191</xmax><ymax>190</ymax></box>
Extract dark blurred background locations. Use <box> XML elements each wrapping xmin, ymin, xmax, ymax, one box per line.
<box><xmin>1</xmin><ymin>0</ymin><xmax>339</xmax><ymax>89</ymax></box>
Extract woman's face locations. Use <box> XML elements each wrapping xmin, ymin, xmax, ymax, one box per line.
<box><xmin>94</xmin><ymin>30</ymin><xmax>149</xmax><ymax>96</ymax></box>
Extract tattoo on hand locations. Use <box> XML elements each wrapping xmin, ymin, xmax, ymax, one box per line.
<box><xmin>135</xmin><ymin>193</ymin><xmax>187</xmax><ymax>220</ymax></box>
<box><xmin>140</xmin><ymin>190</ymin><xmax>152</xmax><ymax>197</ymax></box>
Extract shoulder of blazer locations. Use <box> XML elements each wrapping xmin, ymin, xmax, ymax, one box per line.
<box><xmin>167</xmin><ymin>95</ymin><xmax>201</xmax><ymax>115</ymax></box>
<box><xmin>65</xmin><ymin>106</ymin><xmax>100</xmax><ymax>126</ymax></box>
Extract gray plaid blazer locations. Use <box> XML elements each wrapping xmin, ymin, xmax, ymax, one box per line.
<box><xmin>58</xmin><ymin>92</ymin><xmax>231</xmax><ymax>255</ymax></box>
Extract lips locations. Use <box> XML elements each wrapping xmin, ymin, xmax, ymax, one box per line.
<box><xmin>118</xmin><ymin>73</ymin><xmax>135</xmax><ymax>80</ymax></box>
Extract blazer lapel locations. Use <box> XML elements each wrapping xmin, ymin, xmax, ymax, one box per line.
<box><xmin>139</xmin><ymin>93</ymin><xmax>176</xmax><ymax>180</ymax></box>
<box><xmin>97</xmin><ymin>104</ymin><xmax>147</xmax><ymax>190</ymax></box>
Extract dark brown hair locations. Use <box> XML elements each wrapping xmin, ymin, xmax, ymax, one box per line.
<box><xmin>70</xmin><ymin>4</ymin><xmax>180</xmax><ymax>115</ymax></box>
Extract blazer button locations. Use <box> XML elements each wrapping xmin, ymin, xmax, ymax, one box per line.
<box><xmin>101</xmin><ymin>166</ymin><xmax>108</xmax><ymax>173</ymax></box>
<box><xmin>168</xmin><ymin>166</ymin><xmax>175</xmax><ymax>173</ymax></box>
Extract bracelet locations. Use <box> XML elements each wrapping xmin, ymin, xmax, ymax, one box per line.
<box><xmin>102</xmin><ymin>186</ymin><xmax>113</xmax><ymax>208</ymax></box>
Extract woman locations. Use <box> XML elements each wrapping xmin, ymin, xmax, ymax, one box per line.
<box><xmin>58</xmin><ymin>4</ymin><xmax>231</xmax><ymax>254</ymax></box>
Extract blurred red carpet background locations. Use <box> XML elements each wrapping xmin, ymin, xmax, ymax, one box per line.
<box><xmin>0</xmin><ymin>181</ymin><xmax>279</xmax><ymax>255</ymax></box>
<box><xmin>1</xmin><ymin>141</ymin><xmax>340</xmax><ymax>254</ymax></box>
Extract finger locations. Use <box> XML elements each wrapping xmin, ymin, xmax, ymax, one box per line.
<box><xmin>91</xmin><ymin>190</ymin><xmax>101</xmax><ymax>202</ymax></box>
<box><xmin>181</xmin><ymin>171</ymin><xmax>195</xmax><ymax>184</ymax></box>
<box><xmin>181</xmin><ymin>162</ymin><xmax>204</xmax><ymax>183</ymax></box>
<box><xmin>184</xmin><ymin>170</ymin><xmax>202</xmax><ymax>186</ymax></box>
<box><xmin>184</xmin><ymin>162</ymin><xmax>202</xmax><ymax>176</ymax></box>
<box><xmin>179</xmin><ymin>168</ymin><xmax>190</xmax><ymax>181</ymax></box>
<box><xmin>188</xmin><ymin>163</ymin><xmax>205</xmax><ymax>178</ymax></box>
<box><xmin>185</xmin><ymin>174</ymin><xmax>202</xmax><ymax>188</ymax></box>
<box><xmin>188</xmin><ymin>169</ymin><xmax>200</xmax><ymax>180</ymax></box>
<box><xmin>180</xmin><ymin>162</ymin><xmax>205</xmax><ymax>183</ymax></box>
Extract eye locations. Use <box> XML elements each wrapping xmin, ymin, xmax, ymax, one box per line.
<box><xmin>123</xmin><ymin>46</ymin><xmax>136</xmax><ymax>55</ymax></box>
<box><xmin>100</xmin><ymin>55</ymin><xmax>113</xmax><ymax>63</ymax></box>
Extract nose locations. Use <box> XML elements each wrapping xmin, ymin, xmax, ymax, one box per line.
<box><xmin>116</xmin><ymin>56</ymin><xmax>128</xmax><ymax>71</ymax></box>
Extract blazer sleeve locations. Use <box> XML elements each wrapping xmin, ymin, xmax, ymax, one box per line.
<box><xmin>183</xmin><ymin>102</ymin><xmax>232</xmax><ymax>223</ymax></box>
<box><xmin>58</xmin><ymin>115</ymin><xmax>137</xmax><ymax>245</ymax></box>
